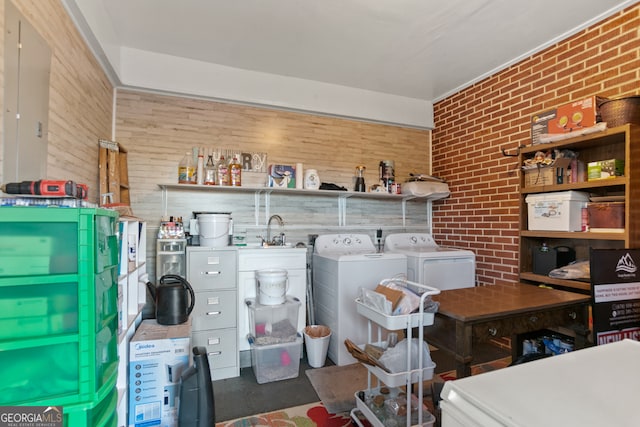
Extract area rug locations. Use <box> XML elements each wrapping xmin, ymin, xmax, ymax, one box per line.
<box><xmin>215</xmin><ymin>401</ymin><xmax>369</xmax><ymax>427</ymax></box>
<box><xmin>305</xmin><ymin>363</ymin><xmax>369</xmax><ymax>415</ymax></box>
<box><xmin>436</xmin><ymin>356</ymin><xmax>512</xmax><ymax>382</ymax></box>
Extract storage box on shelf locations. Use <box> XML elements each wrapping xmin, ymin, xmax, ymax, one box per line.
<box><xmin>0</xmin><ymin>206</ymin><xmax>120</xmax><ymax>426</ymax></box>
<box><xmin>519</xmin><ymin>124</ymin><xmax>640</xmax><ymax>293</ymax></box>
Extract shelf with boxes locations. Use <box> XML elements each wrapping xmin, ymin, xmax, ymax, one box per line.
<box><xmin>518</xmin><ymin>124</ymin><xmax>640</xmax><ymax>293</ymax></box>
<box><xmin>116</xmin><ymin>215</ymin><xmax>147</xmax><ymax>427</ymax></box>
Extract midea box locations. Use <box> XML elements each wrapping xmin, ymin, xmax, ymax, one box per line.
<box><xmin>525</xmin><ymin>191</ymin><xmax>590</xmax><ymax>231</ymax></box>
<box><xmin>128</xmin><ymin>319</ymin><xmax>191</xmax><ymax>427</ymax></box>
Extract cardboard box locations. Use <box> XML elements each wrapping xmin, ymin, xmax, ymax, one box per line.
<box><xmin>587</xmin><ymin>159</ymin><xmax>624</xmax><ymax>180</ymax></box>
<box><xmin>268</xmin><ymin>164</ymin><xmax>296</xmax><ymax>188</ymax></box>
<box><xmin>531</xmin><ymin>96</ymin><xmax>599</xmax><ymax>144</ymax></box>
<box><xmin>128</xmin><ymin>319</ymin><xmax>191</xmax><ymax>427</ymax></box>
<box><xmin>522</xmin><ymin>158</ymin><xmax>583</xmax><ymax>187</ymax></box>
<box><xmin>525</xmin><ymin>191</ymin><xmax>590</xmax><ymax>231</ymax></box>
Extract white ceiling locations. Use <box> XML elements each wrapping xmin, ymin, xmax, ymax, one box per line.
<box><xmin>63</xmin><ymin>0</ymin><xmax>634</xmax><ymax>128</ymax></box>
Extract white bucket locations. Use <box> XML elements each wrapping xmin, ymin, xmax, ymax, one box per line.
<box><xmin>256</xmin><ymin>269</ymin><xmax>288</xmax><ymax>305</ymax></box>
<box><xmin>197</xmin><ymin>213</ymin><xmax>230</xmax><ymax>247</ymax></box>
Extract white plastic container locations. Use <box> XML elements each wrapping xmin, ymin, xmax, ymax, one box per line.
<box><xmin>256</xmin><ymin>269</ymin><xmax>288</xmax><ymax>305</ymax></box>
<box><xmin>525</xmin><ymin>191</ymin><xmax>589</xmax><ymax>231</ymax></box>
<box><xmin>304</xmin><ymin>169</ymin><xmax>320</xmax><ymax>190</ymax></box>
<box><xmin>197</xmin><ymin>213</ymin><xmax>230</xmax><ymax>247</ymax></box>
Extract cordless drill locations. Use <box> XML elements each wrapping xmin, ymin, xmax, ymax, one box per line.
<box><xmin>1</xmin><ymin>180</ymin><xmax>87</xmax><ymax>199</ymax></box>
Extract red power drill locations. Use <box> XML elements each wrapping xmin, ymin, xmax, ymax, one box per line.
<box><xmin>1</xmin><ymin>180</ymin><xmax>88</xmax><ymax>199</ymax></box>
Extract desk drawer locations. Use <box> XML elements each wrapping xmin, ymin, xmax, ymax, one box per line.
<box><xmin>472</xmin><ymin>306</ymin><xmax>586</xmax><ymax>341</ymax></box>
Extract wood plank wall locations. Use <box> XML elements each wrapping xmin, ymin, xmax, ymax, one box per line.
<box><xmin>0</xmin><ymin>0</ymin><xmax>113</xmax><ymax>194</ymax></box>
<box><xmin>115</xmin><ymin>90</ymin><xmax>433</xmax><ymax>258</ymax></box>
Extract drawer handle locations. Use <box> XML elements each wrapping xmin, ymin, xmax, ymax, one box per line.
<box><xmin>488</xmin><ymin>327</ymin><xmax>497</xmax><ymax>336</ymax></box>
<box><xmin>208</xmin><ymin>351</ymin><xmax>222</xmax><ymax>356</ymax></box>
<box><xmin>569</xmin><ymin>311</ymin><xmax>577</xmax><ymax>320</ymax></box>
<box><xmin>529</xmin><ymin>315</ymin><xmax>538</xmax><ymax>323</ymax></box>
<box><xmin>207</xmin><ymin>311</ymin><xmax>221</xmax><ymax>316</ymax></box>
<box><xmin>203</xmin><ymin>271</ymin><xmax>221</xmax><ymax>276</ymax></box>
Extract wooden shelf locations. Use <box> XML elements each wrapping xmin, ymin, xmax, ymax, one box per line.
<box><xmin>519</xmin><ymin>272</ymin><xmax>591</xmax><ymax>293</ymax></box>
<box><xmin>518</xmin><ymin>124</ymin><xmax>640</xmax><ymax>293</ymax></box>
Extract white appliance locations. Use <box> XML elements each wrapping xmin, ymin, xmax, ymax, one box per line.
<box><xmin>313</xmin><ymin>233</ymin><xmax>407</xmax><ymax>366</ymax></box>
<box><xmin>440</xmin><ymin>339</ymin><xmax>640</xmax><ymax>426</ymax></box>
<box><xmin>384</xmin><ymin>233</ymin><xmax>475</xmax><ymax>290</ymax></box>
<box><xmin>237</xmin><ymin>247</ymin><xmax>307</xmax><ymax>361</ymax></box>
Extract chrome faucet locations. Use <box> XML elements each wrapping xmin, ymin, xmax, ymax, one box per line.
<box><xmin>266</xmin><ymin>214</ymin><xmax>285</xmax><ymax>246</ymax></box>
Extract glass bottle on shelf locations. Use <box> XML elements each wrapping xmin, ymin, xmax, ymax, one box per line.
<box><xmin>204</xmin><ymin>151</ymin><xmax>216</xmax><ymax>185</ymax></box>
<box><xmin>229</xmin><ymin>155</ymin><xmax>242</xmax><ymax>186</ymax></box>
<box><xmin>217</xmin><ymin>155</ymin><xmax>229</xmax><ymax>186</ymax></box>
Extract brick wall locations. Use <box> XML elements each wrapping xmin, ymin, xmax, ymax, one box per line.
<box><xmin>432</xmin><ymin>4</ymin><xmax>640</xmax><ymax>286</ymax></box>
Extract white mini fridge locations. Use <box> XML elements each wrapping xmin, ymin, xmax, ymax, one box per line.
<box><xmin>440</xmin><ymin>339</ymin><xmax>640</xmax><ymax>427</ymax></box>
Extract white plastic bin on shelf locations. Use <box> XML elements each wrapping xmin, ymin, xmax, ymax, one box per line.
<box><xmin>525</xmin><ymin>191</ymin><xmax>589</xmax><ymax>231</ymax></box>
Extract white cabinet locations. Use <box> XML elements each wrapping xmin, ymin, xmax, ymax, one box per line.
<box><xmin>116</xmin><ymin>217</ymin><xmax>147</xmax><ymax>427</ymax></box>
<box><xmin>237</xmin><ymin>247</ymin><xmax>307</xmax><ymax>366</ymax></box>
<box><xmin>186</xmin><ymin>246</ymin><xmax>239</xmax><ymax>380</ymax></box>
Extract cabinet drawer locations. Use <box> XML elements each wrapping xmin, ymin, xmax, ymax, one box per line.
<box><xmin>472</xmin><ymin>306</ymin><xmax>586</xmax><ymax>342</ymax></box>
<box><xmin>187</xmin><ymin>248</ymin><xmax>237</xmax><ymax>291</ymax></box>
<box><xmin>192</xmin><ymin>328</ymin><xmax>237</xmax><ymax>369</ymax></box>
<box><xmin>191</xmin><ymin>290</ymin><xmax>237</xmax><ymax>330</ymax></box>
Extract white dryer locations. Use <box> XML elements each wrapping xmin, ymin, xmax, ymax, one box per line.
<box><xmin>313</xmin><ymin>234</ymin><xmax>407</xmax><ymax>366</ymax></box>
<box><xmin>384</xmin><ymin>233</ymin><xmax>475</xmax><ymax>290</ymax></box>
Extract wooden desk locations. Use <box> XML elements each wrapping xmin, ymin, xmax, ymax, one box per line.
<box><xmin>424</xmin><ymin>283</ymin><xmax>591</xmax><ymax>378</ymax></box>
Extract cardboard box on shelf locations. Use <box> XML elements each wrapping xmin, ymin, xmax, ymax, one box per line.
<box><xmin>587</xmin><ymin>159</ymin><xmax>624</xmax><ymax>180</ymax></box>
<box><xmin>268</xmin><ymin>164</ymin><xmax>296</xmax><ymax>188</ymax></box>
<box><xmin>531</xmin><ymin>96</ymin><xmax>600</xmax><ymax>145</ymax></box>
<box><xmin>522</xmin><ymin>158</ymin><xmax>583</xmax><ymax>188</ymax></box>
<box><xmin>128</xmin><ymin>319</ymin><xmax>191</xmax><ymax>427</ymax></box>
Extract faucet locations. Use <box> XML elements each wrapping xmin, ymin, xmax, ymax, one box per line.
<box><xmin>266</xmin><ymin>214</ymin><xmax>285</xmax><ymax>246</ymax></box>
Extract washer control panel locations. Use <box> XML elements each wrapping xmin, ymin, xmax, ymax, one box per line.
<box><xmin>314</xmin><ymin>233</ymin><xmax>376</xmax><ymax>255</ymax></box>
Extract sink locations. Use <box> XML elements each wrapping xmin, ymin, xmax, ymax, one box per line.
<box><xmin>240</xmin><ymin>243</ymin><xmax>294</xmax><ymax>249</ymax></box>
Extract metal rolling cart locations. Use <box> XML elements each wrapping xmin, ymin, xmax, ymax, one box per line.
<box><xmin>350</xmin><ymin>279</ymin><xmax>440</xmax><ymax>427</ymax></box>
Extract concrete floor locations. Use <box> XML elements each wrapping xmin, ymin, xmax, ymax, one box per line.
<box><xmin>213</xmin><ymin>341</ymin><xmax>510</xmax><ymax>422</ymax></box>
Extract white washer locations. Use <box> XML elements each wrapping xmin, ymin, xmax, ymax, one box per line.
<box><xmin>384</xmin><ymin>233</ymin><xmax>475</xmax><ymax>290</ymax></box>
<box><xmin>313</xmin><ymin>234</ymin><xmax>407</xmax><ymax>366</ymax></box>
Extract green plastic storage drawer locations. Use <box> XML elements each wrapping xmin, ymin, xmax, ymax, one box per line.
<box><xmin>63</xmin><ymin>385</ymin><xmax>117</xmax><ymax>427</ymax></box>
<box><xmin>0</xmin><ymin>207</ymin><xmax>119</xmax><ymax>406</ymax></box>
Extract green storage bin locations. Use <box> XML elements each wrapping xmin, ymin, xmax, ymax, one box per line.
<box><xmin>0</xmin><ymin>341</ymin><xmax>80</xmax><ymax>404</ymax></box>
<box><xmin>0</xmin><ymin>207</ymin><xmax>120</xmax><ymax>406</ymax></box>
<box><xmin>63</xmin><ymin>385</ymin><xmax>117</xmax><ymax>427</ymax></box>
<box><xmin>0</xmin><ymin>220</ymin><xmax>78</xmax><ymax>277</ymax></box>
<box><xmin>0</xmin><ymin>281</ymin><xmax>78</xmax><ymax>340</ymax></box>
